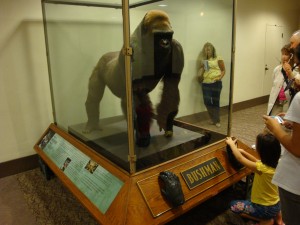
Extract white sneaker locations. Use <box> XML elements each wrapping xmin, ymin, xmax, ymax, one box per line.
<box><xmin>215</xmin><ymin>123</ymin><xmax>221</xmax><ymax>128</ymax></box>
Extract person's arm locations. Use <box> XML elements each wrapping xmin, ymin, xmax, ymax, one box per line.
<box><xmin>217</xmin><ymin>59</ymin><xmax>225</xmax><ymax>80</ymax></box>
<box><xmin>197</xmin><ymin>63</ymin><xmax>205</xmax><ymax>82</ymax></box>
<box><xmin>263</xmin><ymin>115</ymin><xmax>300</xmax><ymax>157</ymax></box>
<box><xmin>225</xmin><ymin>137</ymin><xmax>258</xmax><ymax>172</ymax></box>
<box><xmin>238</xmin><ymin>148</ymin><xmax>258</xmax><ymax>162</ymax></box>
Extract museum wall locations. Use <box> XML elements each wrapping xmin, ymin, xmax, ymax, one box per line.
<box><xmin>0</xmin><ymin>0</ymin><xmax>52</xmax><ymax>163</ymax></box>
<box><xmin>234</xmin><ymin>0</ymin><xmax>300</xmax><ymax>103</ymax></box>
<box><xmin>0</xmin><ymin>0</ymin><xmax>300</xmax><ymax>164</ymax></box>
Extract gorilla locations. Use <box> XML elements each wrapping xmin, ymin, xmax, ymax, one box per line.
<box><xmin>84</xmin><ymin>10</ymin><xmax>184</xmax><ymax>147</ymax></box>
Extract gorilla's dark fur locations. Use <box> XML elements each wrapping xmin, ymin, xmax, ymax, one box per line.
<box><xmin>85</xmin><ymin>10</ymin><xmax>184</xmax><ymax>147</ymax></box>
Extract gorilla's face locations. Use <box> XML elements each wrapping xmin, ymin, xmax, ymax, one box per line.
<box><xmin>154</xmin><ymin>30</ymin><xmax>173</xmax><ymax>56</ymax></box>
<box><xmin>142</xmin><ymin>10</ymin><xmax>174</xmax><ymax>55</ymax></box>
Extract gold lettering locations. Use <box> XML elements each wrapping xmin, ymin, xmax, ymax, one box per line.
<box><xmin>187</xmin><ymin>174</ymin><xmax>194</xmax><ymax>184</ymax></box>
<box><xmin>196</xmin><ymin>169</ymin><xmax>203</xmax><ymax>179</ymax></box>
<box><xmin>213</xmin><ymin>161</ymin><xmax>221</xmax><ymax>170</ymax></box>
<box><xmin>200</xmin><ymin>167</ymin><xmax>207</xmax><ymax>177</ymax></box>
<box><xmin>204</xmin><ymin>165</ymin><xmax>213</xmax><ymax>175</ymax></box>
<box><xmin>183</xmin><ymin>159</ymin><xmax>225</xmax><ymax>187</ymax></box>
<box><xmin>191</xmin><ymin>171</ymin><xmax>199</xmax><ymax>181</ymax></box>
<box><xmin>210</xmin><ymin>164</ymin><xmax>217</xmax><ymax>173</ymax></box>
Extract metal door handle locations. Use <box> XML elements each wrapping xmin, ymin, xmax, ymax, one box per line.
<box><xmin>265</xmin><ymin>65</ymin><xmax>269</xmax><ymax>71</ymax></box>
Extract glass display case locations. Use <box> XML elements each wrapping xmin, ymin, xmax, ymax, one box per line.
<box><xmin>42</xmin><ymin>0</ymin><xmax>234</xmax><ymax>173</ymax></box>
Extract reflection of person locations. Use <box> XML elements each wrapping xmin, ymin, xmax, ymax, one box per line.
<box><xmin>282</xmin><ymin>30</ymin><xmax>300</xmax><ymax>102</ymax></box>
<box><xmin>290</xmin><ymin>45</ymin><xmax>300</xmax><ymax>94</ymax></box>
<box><xmin>225</xmin><ymin>134</ymin><xmax>283</xmax><ymax>225</ymax></box>
<box><xmin>267</xmin><ymin>44</ymin><xmax>293</xmax><ymax>116</ymax></box>
<box><xmin>263</xmin><ymin>92</ymin><xmax>300</xmax><ymax>225</ymax></box>
<box><xmin>289</xmin><ymin>30</ymin><xmax>300</xmax><ymax>50</ymax></box>
<box><xmin>197</xmin><ymin>42</ymin><xmax>225</xmax><ymax>128</ymax></box>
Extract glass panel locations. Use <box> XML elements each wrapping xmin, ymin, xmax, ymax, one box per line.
<box><xmin>129</xmin><ymin>0</ymin><xmax>233</xmax><ymax>170</ymax></box>
<box><xmin>43</xmin><ymin>0</ymin><xmax>234</xmax><ymax>172</ymax></box>
<box><xmin>43</xmin><ymin>1</ymin><xmax>132</xmax><ymax>171</ymax></box>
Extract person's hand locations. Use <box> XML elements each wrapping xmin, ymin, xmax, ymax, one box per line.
<box><xmin>225</xmin><ymin>137</ymin><xmax>237</xmax><ymax>147</ymax></box>
<box><xmin>282</xmin><ymin>120</ymin><xmax>293</xmax><ymax>129</ymax></box>
<box><xmin>294</xmin><ymin>74</ymin><xmax>300</xmax><ymax>86</ymax></box>
<box><xmin>283</xmin><ymin>62</ymin><xmax>292</xmax><ymax>72</ymax></box>
<box><xmin>283</xmin><ymin>62</ymin><xmax>293</xmax><ymax>77</ymax></box>
<box><xmin>277</xmin><ymin>112</ymin><xmax>286</xmax><ymax>117</ymax></box>
<box><xmin>197</xmin><ymin>74</ymin><xmax>204</xmax><ymax>83</ymax></box>
<box><xmin>263</xmin><ymin>115</ymin><xmax>282</xmax><ymax>133</ymax></box>
<box><xmin>213</xmin><ymin>75</ymin><xmax>222</xmax><ymax>81</ymax></box>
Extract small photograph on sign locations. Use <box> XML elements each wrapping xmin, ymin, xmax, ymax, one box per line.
<box><xmin>61</xmin><ymin>157</ymin><xmax>71</xmax><ymax>172</ymax></box>
<box><xmin>85</xmin><ymin>160</ymin><xmax>98</xmax><ymax>174</ymax></box>
<box><xmin>39</xmin><ymin>130</ymin><xmax>55</xmax><ymax>149</ymax></box>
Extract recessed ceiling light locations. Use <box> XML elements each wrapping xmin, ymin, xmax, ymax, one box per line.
<box><xmin>200</xmin><ymin>12</ymin><xmax>204</xmax><ymax>16</ymax></box>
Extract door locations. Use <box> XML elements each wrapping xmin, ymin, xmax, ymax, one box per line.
<box><xmin>263</xmin><ymin>25</ymin><xmax>284</xmax><ymax>96</ymax></box>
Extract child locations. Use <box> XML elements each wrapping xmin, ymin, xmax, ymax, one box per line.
<box><xmin>226</xmin><ymin>132</ymin><xmax>284</xmax><ymax>225</ymax></box>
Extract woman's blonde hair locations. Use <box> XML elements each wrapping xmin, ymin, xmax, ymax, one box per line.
<box><xmin>196</xmin><ymin>42</ymin><xmax>217</xmax><ymax>70</ymax></box>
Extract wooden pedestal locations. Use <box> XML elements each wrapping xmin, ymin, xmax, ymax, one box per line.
<box><xmin>34</xmin><ymin>123</ymin><xmax>255</xmax><ymax>225</ymax></box>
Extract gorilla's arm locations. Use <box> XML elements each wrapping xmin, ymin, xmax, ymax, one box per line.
<box><xmin>156</xmin><ymin>73</ymin><xmax>180</xmax><ymax>132</ymax></box>
<box><xmin>156</xmin><ymin>40</ymin><xmax>184</xmax><ymax>132</ymax></box>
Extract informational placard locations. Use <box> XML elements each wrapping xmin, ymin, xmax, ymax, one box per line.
<box><xmin>39</xmin><ymin>131</ymin><xmax>124</xmax><ymax>214</ymax></box>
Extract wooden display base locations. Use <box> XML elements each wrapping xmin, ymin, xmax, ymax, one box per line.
<box><xmin>34</xmin><ymin>123</ymin><xmax>256</xmax><ymax>225</ymax></box>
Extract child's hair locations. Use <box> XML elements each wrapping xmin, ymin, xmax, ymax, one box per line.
<box><xmin>281</xmin><ymin>44</ymin><xmax>294</xmax><ymax>66</ymax></box>
<box><xmin>256</xmin><ymin>132</ymin><xmax>281</xmax><ymax>168</ymax></box>
<box><xmin>281</xmin><ymin>44</ymin><xmax>291</xmax><ymax>55</ymax></box>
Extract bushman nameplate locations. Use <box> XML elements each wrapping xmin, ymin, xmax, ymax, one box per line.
<box><xmin>181</xmin><ymin>157</ymin><xmax>225</xmax><ymax>189</ymax></box>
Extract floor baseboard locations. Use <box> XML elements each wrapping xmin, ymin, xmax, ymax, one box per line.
<box><xmin>0</xmin><ymin>154</ymin><xmax>39</xmax><ymax>178</ymax></box>
<box><xmin>232</xmin><ymin>95</ymin><xmax>269</xmax><ymax>112</ymax></box>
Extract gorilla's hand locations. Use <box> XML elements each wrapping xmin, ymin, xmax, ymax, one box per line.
<box><xmin>157</xmin><ymin>114</ymin><xmax>167</xmax><ymax>132</ymax></box>
<box><xmin>156</xmin><ymin>75</ymin><xmax>180</xmax><ymax>135</ymax></box>
<box><xmin>159</xmin><ymin>171</ymin><xmax>185</xmax><ymax>207</ymax></box>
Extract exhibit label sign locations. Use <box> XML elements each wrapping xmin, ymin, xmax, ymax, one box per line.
<box><xmin>181</xmin><ymin>157</ymin><xmax>225</xmax><ymax>189</ymax></box>
<box><xmin>39</xmin><ymin>131</ymin><xmax>124</xmax><ymax>214</ymax></box>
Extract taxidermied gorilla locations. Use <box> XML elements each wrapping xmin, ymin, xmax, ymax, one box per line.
<box><xmin>85</xmin><ymin>10</ymin><xmax>184</xmax><ymax>147</ymax></box>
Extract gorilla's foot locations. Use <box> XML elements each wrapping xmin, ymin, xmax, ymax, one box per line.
<box><xmin>82</xmin><ymin>123</ymin><xmax>100</xmax><ymax>134</ymax></box>
<box><xmin>164</xmin><ymin>130</ymin><xmax>173</xmax><ymax>137</ymax></box>
<box><xmin>136</xmin><ymin>134</ymin><xmax>151</xmax><ymax>147</ymax></box>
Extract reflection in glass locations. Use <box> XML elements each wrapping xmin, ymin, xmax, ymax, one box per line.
<box><xmin>197</xmin><ymin>42</ymin><xmax>226</xmax><ymax>128</ymax></box>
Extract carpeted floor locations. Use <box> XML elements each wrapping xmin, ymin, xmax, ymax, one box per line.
<box><xmin>0</xmin><ymin>103</ymin><xmax>267</xmax><ymax>225</ymax></box>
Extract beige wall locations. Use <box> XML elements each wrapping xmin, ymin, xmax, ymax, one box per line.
<box><xmin>1</xmin><ymin>0</ymin><xmax>300</xmax><ymax>163</ymax></box>
<box><xmin>0</xmin><ymin>0</ymin><xmax>52</xmax><ymax>163</ymax></box>
<box><xmin>234</xmin><ymin>0</ymin><xmax>300</xmax><ymax>103</ymax></box>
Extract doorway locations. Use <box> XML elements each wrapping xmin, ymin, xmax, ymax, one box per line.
<box><xmin>263</xmin><ymin>24</ymin><xmax>284</xmax><ymax>96</ymax></box>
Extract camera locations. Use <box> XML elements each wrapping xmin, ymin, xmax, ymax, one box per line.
<box><xmin>271</xmin><ymin>116</ymin><xmax>283</xmax><ymax>124</ymax></box>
